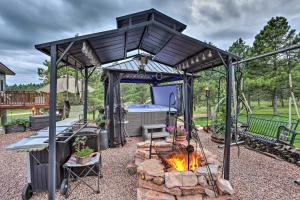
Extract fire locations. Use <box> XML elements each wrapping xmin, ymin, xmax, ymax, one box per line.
<box><xmin>165</xmin><ymin>151</ymin><xmax>201</xmax><ymax>172</ymax></box>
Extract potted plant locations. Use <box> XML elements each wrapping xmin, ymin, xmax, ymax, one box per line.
<box><xmin>73</xmin><ymin>136</ymin><xmax>94</xmax><ymax>165</ymax></box>
<box><xmin>176</xmin><ymin>126</ymin><xmax>187</xmax><ymax>142</ymax></box>
<box><xmin>4</xmin><ymin>119</ymin><xmax>28</xmax><ymax>134</ymax></box>
<box><xmin>96</xmin><ymin>116</ymin><xmax>106</xmax><ymax>130</ymax></box>
<box><xmin>167</xmin><ymin>125</ymin><xmax>187</xmax><ymax>142</ymax></box>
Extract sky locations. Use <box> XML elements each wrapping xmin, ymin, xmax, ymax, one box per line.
<box><xmin>1</xmin><ymin>0</ymin><xmax>300</xmax><ymax>85</ymax></box>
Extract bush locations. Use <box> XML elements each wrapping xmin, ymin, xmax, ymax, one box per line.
<box><xmin>4</xmin><ymin>119</ymin><xmax>29</xmax><ymax>127</ymax></box>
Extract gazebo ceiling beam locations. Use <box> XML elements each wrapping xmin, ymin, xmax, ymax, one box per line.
<box><xmin>82</xmin><ymin>41</ymin><xmax>101</xmax><ymax>67</ymax></box>
<box><xmin>124</xmin><ymin>31</ymin><xmax>127</xmax><ymax>59</ymax></box>
<box><xmin>56</xmin><ymin>41</ymin><xmax>74</xmax><ymax>65</ymax></box>
<box><xmin>86</xmin><ymin>40</ymin><xmax>102</xmax><ymax>64</ymax></box>
<box><xmin>57</xmin><ymin>48</ymin><xmax>83</xmax><ymax>69</ymax></box>
<box><xmin>138</xmin><ymin>13</ymin><xmax>154</xmax><ymax>50</ymax></box>
<box><xmin>153</xmin><ymin>34</ymin><xmax>175</xmax><ymax>59</ymax></box>
<box><xmin>151</xmin><ymin>20</ymin><xmax>238</xmax><ymax>60</ymax></box>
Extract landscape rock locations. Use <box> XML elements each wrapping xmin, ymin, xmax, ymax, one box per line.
<box><xmin>206</xmin><ymin>157</ymin><xmax>221</xmax><ymax>166</ymax></box>
<box><xmin>154</xmin><ymin>140</ymin><xmax>173</xmax><ymax>148</ymax></box>
<box><xmin>126</xmin><ymin>161</ymin><xmax>137</xmax><ymax>175</ymax></box>
<box><xmin>137</xmin><ymin>159</ymin><xmax>164</xmax><ymax>177</ymax></box>
<box><xmin>139</xmin><ymin>179</ymin><xmax>182</xmax><ymax>196</ymax></box>
<box><xmin>180</xmin><ymin>185</ymin><xmax>205</xmax><ymax>196</ymax></box>
<box><xmin>198</xmin><ymin>175</ymin><xmax>208</xmax><ymax>187</ymax></box>
<box><xmin>153</xmin><ymin>177</ymin><xmax>164</xmax><ymax>186</ymax></box>
<box><xmin>137</xmin><ymin>140</ymin><xmax>151</xmax><ymax>148</ymax></box>
<box><xmin>177</xmin><ymin>194</ymin><xmax>203</xmax><ymax>200</ymax></box>
<box><xmin>216</xmin><ymin>178</ymin><xmax>234</xmax><ymax>195</ymax></box>
<box><xmin>136</xmin><ymin>148</ymin><xmax>150</xmax><ymax>159</ymax></box>
<box><xmin>182</xmin><ymin>171</ymin><xmax>198</xmax><ymax>187</ymax></box>
<box><xmin>135</xmin><ymin>156</ymin><xmax>145</xmax><ymax>166</ymax></box>
<box><xmin>205</xmin><ymin>188</ymin><xmax>217</xmax><ymax>198</ymax></box>
<box><xmin>137</xmin><ymin>187</ymin><xmax>176</xmax><ymax>200</ymax></box>
<box><xmin>165</xmin><ymin>171</ymin><xmax>182</xmax><ymax>188</ymax></box>
<box><xmin>195</xmin><ymin>164</ymin><xmax>220</xmax><ymax>180</ymax></box>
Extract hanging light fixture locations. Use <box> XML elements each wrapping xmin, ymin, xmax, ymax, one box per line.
<box><xmin>195</xmin><ymin>55</ymin><xmax>199</xmax><ymax>62</ymax></box>
<box><xmin>133</xmin><ymin>54</ymin><xmax>150</xmax><ymax>75</ymax></box>
<box><xmin>208</xmin><ymin>50</ymin><xmax>213</xmax><ymax>58</ymax></box>
<box><xmin>202</xmin><ymin>53</ymin><xmax>206</xmax><ymax>61</ymax></box>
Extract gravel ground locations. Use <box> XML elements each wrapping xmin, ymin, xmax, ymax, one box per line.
<box><xmin>198</xmin><ymin>130</ymin><xmax>300</xmax><ymax>200</ymax></box>
<box><xmin>0</xmin><ymin>131</ymin><xmax>300</xmax><ymax>200</ymax></box>
<box><xmin>0</xmin><ymin>131</ymin><xmax>32</xmax><ymax>200</ymax></box>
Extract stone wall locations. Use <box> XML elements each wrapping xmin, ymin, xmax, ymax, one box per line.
<box><xmin>242</xmin><ymin>136</ymin><xmax>300</xmax><ymax>166</ymax></box>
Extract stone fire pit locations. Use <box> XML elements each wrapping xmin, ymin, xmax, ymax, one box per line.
<box><xmin>127</xmin><ymin>138</ymin><xmax>234</xmax><ymax>200</ymax></box>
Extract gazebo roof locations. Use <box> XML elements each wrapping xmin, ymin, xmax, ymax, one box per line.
<box><xmin>102</xmin><ymin>59</ymin><xmax>187</xmax><ymax>83</ymax></box>
<box><xmin>35</xmin><ymin>9</ymin><xmax>238</xmax><ymax>73</ymax></box>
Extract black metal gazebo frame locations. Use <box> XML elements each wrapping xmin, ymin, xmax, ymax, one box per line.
<box><xmin>35</xmin><ymin>8</ymin><xmax>238</xmax><ymax>200</ymax></box>
<box><xmin>101</xmin><ymin>59</ymin><xmax>193</xmax><ymax>147</ymax></box>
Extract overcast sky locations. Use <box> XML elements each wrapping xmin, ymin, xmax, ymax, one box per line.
<box><xmin>1</xmin><ymin>0</ymin><xmax>300</xmax><ymax>85</ymax></box>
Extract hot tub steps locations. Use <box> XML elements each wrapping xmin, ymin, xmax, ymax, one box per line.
<box><xmin>142</xmin><ymin>124</ymin><xmax>169</xmax><ymax>140</ymax></box>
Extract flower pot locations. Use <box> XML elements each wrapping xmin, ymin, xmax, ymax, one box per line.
<box><xmin>75</xmin><ymin>154</ymin><xmax>92</xmax><ymax>165</ymax></box>
<box><xmin>176</xmin><ymin>135</ymin><xmax>186</xmax><ymax>142</ymax></box>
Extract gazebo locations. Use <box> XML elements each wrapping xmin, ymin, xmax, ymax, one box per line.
<box><xmin>101</xmin><ymin>58</ymin><xmax>192</xmax><ymax>147</ymax></box>
<box><xmin>35</xmin><ymin>8</ymin><xmax>238</xmax><ymax>199</ymax></box>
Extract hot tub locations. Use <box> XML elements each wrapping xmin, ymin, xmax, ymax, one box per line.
<box><xmin>127</xmin><ymin>104</ymin><xmax>177</xmax><ymax>112</ymax></box>
<box><xmin>126</xmin><ymin>104</ymin><xmax>176</xmax><ymax>136</ymax></box>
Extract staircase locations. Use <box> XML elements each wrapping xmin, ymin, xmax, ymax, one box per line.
<box><xmin>142</xmin><ymin>124</ymin><xmax>169</xmax><ymax>140</ymax></box>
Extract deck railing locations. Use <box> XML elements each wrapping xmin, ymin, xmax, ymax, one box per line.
<box><xmin>0</xmin><ymin>91</ymin><xmax>49</xmax><ymax>108</ymax></box>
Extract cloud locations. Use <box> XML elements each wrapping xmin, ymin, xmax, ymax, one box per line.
<box><xmin>0</xmin><ymin>0</ymin><xmax>299</xmax><ymax>85</ymax></box>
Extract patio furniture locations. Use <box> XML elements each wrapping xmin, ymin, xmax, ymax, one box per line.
<box><xmin>239</xmin><ymin>115</ymin><xmax>300</xmax><ymax>144</ymax></box>
<box><xmin>142</xmin><ymin>124</ymin><xmax>169</xmax><ymax>140</ymax></box>
<box><xmin>276</xmin><ymin>126</ymin><xmax>300</xmax><ymax>146</ymax></box>
<box><xmin>60</xmin><ymin>152</ymin><xmax>102</xmax><ymax>198</ymax></box>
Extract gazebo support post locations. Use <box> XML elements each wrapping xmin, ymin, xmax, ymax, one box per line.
<box><xmin>83</xmin><ymin>67</ymin><xmax>88</xmax><ymax>123</ymax></box>
<box><xmin>48</xmin><ymin>44</ymin><xmax>58</xmax><ymax>200</ymax></box>
<box><xmin>183</xmin><ymin>73</ymin><xmax>193</xmax><ymax>170</ymax></box>
<box><xmin>108</xmin><ymin>72</ymin><xmax>115</xmax><ymax>147</ymax></box>
<box><xmin>224</xmin><ymin>57</ymin><xmax>233</xmax><ymax>180</ymax></box>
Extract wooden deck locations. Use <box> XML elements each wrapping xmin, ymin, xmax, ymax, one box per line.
<box><xmin>0</xmin><ymin>91</ymin><xmax>49</xmax><ymax>109</ymax></box>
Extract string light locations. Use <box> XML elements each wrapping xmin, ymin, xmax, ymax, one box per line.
<box><xmin>186</xmin><ymin>61</ymin><xmax>190</xmax><ymax>68</ymax></box>
<box><xmin>208</xmin><ymin>50</ymin><xmax>213</xmax><ymax>58</ymax></box>
<box><xmin>191</xmin><ymin>58</ymin><xmax>194</xmax><ymax>64</ymax></box>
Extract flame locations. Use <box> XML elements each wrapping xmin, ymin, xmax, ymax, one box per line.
<box><xmin>165</xmin><ymin>151</ymin><xmax>201</xmax><ymax>172</ymax></box>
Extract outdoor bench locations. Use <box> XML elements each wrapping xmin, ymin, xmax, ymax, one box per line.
<box><xmin>239</xmin><ymin>115</ymin><xmax>300</xmax><ymax>145</ymax></box>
